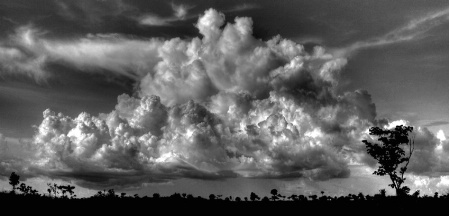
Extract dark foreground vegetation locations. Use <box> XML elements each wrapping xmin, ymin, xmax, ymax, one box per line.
<box><xmin>1</xmin><ymin>189</ymin><xmax>448</xmax><ymax>215</ymax></box>
<box><xmin>1</xmin><ymin>173</ymin><xmax>448</xmax><ymax>215</ymax></box>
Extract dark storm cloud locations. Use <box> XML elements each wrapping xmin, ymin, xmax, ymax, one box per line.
<box><xmin>28</xmin><ymin>162</ymin><xmax>239</xmax><ymax>189</ymax></box>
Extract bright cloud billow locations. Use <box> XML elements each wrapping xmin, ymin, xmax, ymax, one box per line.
<box><xmin>0</xmin><ymin>9</ymin><xmax>447</xmax><ymax>190</ymax></box>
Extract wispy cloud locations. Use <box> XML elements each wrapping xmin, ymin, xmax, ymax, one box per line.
<box><xmin>138</xmin><ymin>3</ymin><xmax>194</xmax><ymax>26</ymax></box>
<box><xmin>54</xmin><ymin>0</ymin><xmax>135</xmax><ymax>25</ymax></box>
<box><xmin>224</xmin><ymin>3</ymin><xmax>260</xmax><ymax>13</ymax></box>
<box><xmin>0</xmin><ymin>25</ymin><xmax>164</xmax><ymax>81</ymax></box>
<box><xmin>333</xmin><ymin>9</ymin><xmax>449</xmax><ymax>57</ymax></box>
<box><xmin>422</xmin><ymin>120</ymin><xmax>449</xmax><ymax>127</ymax></box>
<box><xmin>0</xmin><ymin>45</ymin><xmax>47</xmax><ymax>81</ymax></box>
<box><xmin>139</xmin><ymin>2</ymin><xmax>259</xmax><ymax>26</ymax></box>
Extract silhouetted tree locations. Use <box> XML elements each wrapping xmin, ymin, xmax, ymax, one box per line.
<box><xmin>235</xmin><ymin>197</ymin><xmax>241</xmax><ymax>202</ymax></box>
<box><xmin>288</xmin><ymin>194</ymin><xmax>298</xmax><ymax>201</ymax></box>
<box><xmin>94</xmin><ymin>190</ymin><xmax>106</xmax><ymax>198</ymax></box>
<box><xmin>319</xmin><ymin>195</ymin><xmax>328</xmax><ymax>202</ymax></box>
<box><xmin>250</xmin><ymin>192</ymin><xmax>260</xmax><ymax>201</ymax></box>
<box><xmin>298</xmin><ymin>195</ymin><xmax>307</xmax><ymax>202</ymax></box>
<box><xmin>107</xmin><ymin>189</ymin><xmax>116</xmax><ymax>198</ymax></box>
<box><xmin>47</xmin><ymin>183</ymin><xmax>59</xmax><ymax>198</ymax></box>
<box><xmin>9</xmin><ymin>172</ymin><xmax>20</xmax><ymax>194</ymax></box>
<box><xmin>357</xmin><ymin>192</ymin><xmax>365</xmax><ymax>201</ymax></box>
<box><xmin>209</xmin><ymin>194</ymin><xmax>216</xmax><ymax>200</ymax></box>
<box><xmin>270</xmin><ymin>189</ymin><xmax>280</xmax><ymax>201</ymax></box>
<box><xmin>56</xmin><ymin>185</ymin><xmax>76</xmax><ymax>199</ymax></box>
<box><xmin>309</xmin><ymin>195</ymin><xmax>318</xmax><ymax>201</ymax></box>
<box><xmin>153</xmin><ymin>193</ymin><xmax>160</xmax><ymax>199</ymax></box>
<box><xmin>18</xmin><ymin>183</ymin><xmax>38</xmax><ymax>196</ymax></box>
<box><xmin>362</xmin><ymin>125</ymin><xmax>415</xmax><ymax>196</ymax></box>
<box><xmin>18</xmin><ymin>183</ymin><xmax>27</xmax><ymax>194</ymax></box>
<box><xmin>170</xmin><ymin>193</ymin><xmax>182</xmax><ymax>199</ymax></box>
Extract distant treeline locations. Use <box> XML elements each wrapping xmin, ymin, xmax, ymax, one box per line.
<box><xmin>2</xmin><ymin>172</ymin><xmax>448</xmax><ymax>215</ymax></box>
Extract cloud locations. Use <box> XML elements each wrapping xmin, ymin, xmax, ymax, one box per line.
<box><xmin>224</xmin><ymin>3</ymin><xmax>260</xmax><ymax>13</ymax></box>
<box><xmin>0</xmin><ymin>3</ymin><xmax>198</xmax><ymax>81</ymax></box>
<box><xmin>138</xmin><ymin>3</ymin><xmax>194</xmax><ymax>26</ymax></box>
<box><xmin>53</xmin><ymin>1</ymin><xmax>195</xmax><ymax>28</ymax></box>
<box><xmin>0</xmin><ymin>25</ymin><xmax>163</xmax><ymax>80</ymax></box>
<box><xmin>0</xmin><ymin>45</ymin><xmax>47</xmax><ymax>80</ymax></box>
<box><xmin>407</xmin><ymin>127</ymin><xmax>449</xmax><ymax>176</ymax></box>
<box><xmin>333</xmin><ymin>9</ymin><xmax>449</xmax><ymax>57</ymax></box>
<box><xmin>171</xmin><ymin>3</ymin><xmax>191</xmax><ymax>20</ymax></box>
<box><xmin>54</xmin><ymin>0</ymin><xmax>135</xmax><ymax>25</ymax></box>
<box><xmin>0</xmin><ymin>9</ymin><xmax>447</xmax><ymax>189</ymax></box>
<box><xmin>408</xmin><ymin>174</ymin><xmax>449</xmax><ymax>195</ymax></box>
<box><xmin>0</xmin><ymin>2</ymin><xmax>195</xmax><ymax>80</ymax></box>
<box><xmin>139</xmin><ymin>15</ymin><xmax>172</xmax><ymax>26</ymax></box>
<box><xmin>422</xmin><ymin>120</ymin><xmax>449</xmax><ymax>128</ymax></box>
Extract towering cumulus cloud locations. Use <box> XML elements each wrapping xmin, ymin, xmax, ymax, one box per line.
<box><xmin>1</xmin><ymin>9</ymin><xmax>447</xmax><ymax>189</ymax></box>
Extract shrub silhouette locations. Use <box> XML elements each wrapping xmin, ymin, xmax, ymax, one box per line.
<box><xmin>362</xmin><ymin>125</ymin><xmax>415</xmax><ymax>196</ymax></box>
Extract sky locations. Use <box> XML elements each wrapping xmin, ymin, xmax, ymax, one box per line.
<box><xmin>0</xmin><ymin>0</ymin><xmax>448</xmax><ymax>198</ymax></box>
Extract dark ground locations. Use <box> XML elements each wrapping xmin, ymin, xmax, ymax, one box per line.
<box><xmin>0</xmin><ymin>192</ymin><xmax>448</xmax><ymax>215</ymax></box>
